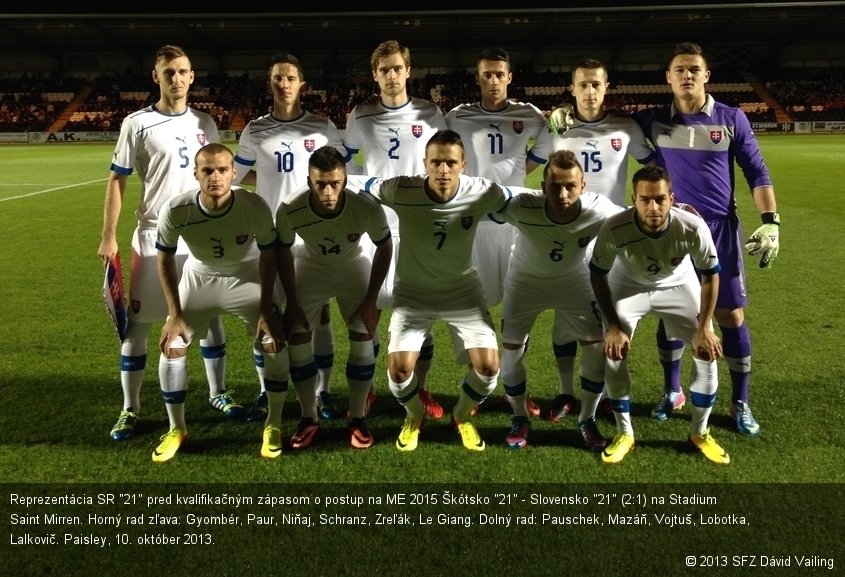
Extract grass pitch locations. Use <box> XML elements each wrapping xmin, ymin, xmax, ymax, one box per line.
<box><xmin>1</xmin><ymin>136</ymin><xmax>843</xmax><ymax>577</ymax></box>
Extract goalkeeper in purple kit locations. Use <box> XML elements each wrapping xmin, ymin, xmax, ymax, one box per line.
<box><xmin>634</xmin><ymin>42</ymin><xmax>780</xmax><ymax>436</ymax></box>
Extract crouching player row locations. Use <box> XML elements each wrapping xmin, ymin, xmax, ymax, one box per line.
<box><xmin>152</xmin><ymin>142</ymin><xmax>730</xmax><ymax>464</ymax></box>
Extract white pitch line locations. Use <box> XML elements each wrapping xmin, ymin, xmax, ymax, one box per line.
<box><xmin>0</xmin><ymin>178</ymin><xmax>108</xmax><ymax>202</ymax></box>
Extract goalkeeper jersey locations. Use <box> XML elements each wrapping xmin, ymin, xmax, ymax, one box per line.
<box><xmin>634</xmin><ymin>95</ymin><xmax>772</xmax><ymax>220</ymax></box>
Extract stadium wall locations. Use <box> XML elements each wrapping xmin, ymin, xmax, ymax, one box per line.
<box><xmin>0</xmin><ymin>130</ymin><xmax>243</xmax><ymax>144</ymax></box>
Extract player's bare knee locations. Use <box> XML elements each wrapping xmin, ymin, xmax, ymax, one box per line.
<box><xmin>473</xmin><ymin>361</ymin><xmax>500</xmax><ymax>377</ymax></box>
<box><xmin>388</xmin><ymin>362</ymin><xmax>413</xmax><ymax>383</ymax></box>
<box><xmin>165</xmin><ymin>346</ymin><xmax>188</xmax><ymax>359</ymax></box>
<box><xmin>715</xmin><ymin>307</ymin><xmax>744</xmax><ymax>328</ymax></box>
<box><xmin>260</xmin><ymin>340</ymin><xmax>285</xmax><ymax>354</ymax></box>
<box><xmin>288</xmin><ymin>331</ymin><xmax>312</xmax><ymax>346</ymax></box>
<box><xmin>320</xmin><ymin>304</ymin><xmax>331</xmax><ymax>324</ymax></box>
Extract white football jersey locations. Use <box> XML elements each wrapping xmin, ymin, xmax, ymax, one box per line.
<box><xmin>111</xmin><ymin>106</ymin><xmax>219</xmax><ymax>230</ymax></box>
<box><xmin>494</xmin><ymin>189</ymin><xmax>624</xmax><ymax>278</ymax></box>
<box><xmin>534</xmin><ymin>113</ymin><xmax>654</xmax><ymax>206</ymax></box>
<box><xmin>156</xmin><ymin>187</ymin><xmax>277</xmax><ymax>276</ymax></box>
<box><xmin>280</xmin><ymin>188</ymin><xmax>391</xmax><ymax>268</ymax></box>
<box><xmin>446</xmin><ymin>100</ymin><xmax>552</xmax><ymax>186</ymax></box>
<box><xmin>590</xmin><ymin>207</ymin><xmax>720</xmax><ymax>288</ymax></box>
<box><xmin>344</xmin><ymin>97</ymin><xmax>447</xmax><ymax>178</ymax></box>
<box><xmin>233</xmin><ymin>110</ymin><xmax>345</xmax><ymax>211</ymax></box>
<box><xmin>362</xmin><ymin>175</ymin><xmax>511</xmax><ymax>302</ymax></box>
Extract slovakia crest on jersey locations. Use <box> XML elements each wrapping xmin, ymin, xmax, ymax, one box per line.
<box><xmin>710</xmin><ymin>130</ymin><xmax>723</xmax><ymax>144</ymax></box>
<box><xmin>347</xmin><ymin>233</ymin><xmax>360</xmax><ymax>243</ymax></box>
<box><xmin>671</xmin><ymin>256</ymin><xmax>684</xmax><ymax>266</ymax></box>
<box><xmin>611</xmin><ymin>138</ymin><xmax>622</xmax><ymax>151</ymax></box>
<box><xmin>578</xmin><ymin>236</ymin><xmax>591</xmax><ymax>248</ymax></box>
<box><xmin>461</xmin><ymin>216</ymin><xmax>473</xmax><ymax>230</ymax></box>
<box><xmin>197</xmin><ymin>133</ymin><xmax>208</xmax><ymax>146</ymax></box>
<box><xmin>411</xmin><ymin>124</ymin><xmax>423</xmax><ymax>138</ymax></box>
<box><xmin>236</xmin><ymin>235</ymin><xmax>249</xmax><ymax>245</ymax></box>
<box><xmin>304</xmin><ymin>139</ymin><xmax>315</xmax><ymax>152</ymax></box>
<box><xmin>513</xmin><ymin>121</ymin><xmax>524</xmax><ymax>135</ymax></box>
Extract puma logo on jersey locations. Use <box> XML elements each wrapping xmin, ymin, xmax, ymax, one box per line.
<box><xmin>489</xmin><ymin>122</ymin><xmax>502</xmax><ymax>132</ymax></box>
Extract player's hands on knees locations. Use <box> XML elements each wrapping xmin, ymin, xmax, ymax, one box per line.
<box><xmin>283</xmin><ymin>304</ymin><xmax>309</xmax><ymax>336</ymax></box>
<box><xmin>160</xmin><ymin>316</ymin><xmax>190</xmax><ymax>356</ymax></box>
<box><xmin>693</xmin><ymin>330</ymin><xmax>722</xmax><ymax>361</ymax></box>
<box><xmin>350</xmin><ymin>299</ymin><xmax>379</xmax><ymax>338</ymax></box>
<box><xmin>603</xmin><ymin>326</ymin><xmax>630</xmax><ymax>361</ymax></box>
<box><xmin>256</xmin><ymin>310</ymin><xmax>286</xmax><ymax>353</ymax></box>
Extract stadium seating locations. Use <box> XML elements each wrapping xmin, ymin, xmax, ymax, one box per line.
<box><xmin>1</xmin><ymin>67</ymin><xmax>843</xmax><ymax>131</ymax></box>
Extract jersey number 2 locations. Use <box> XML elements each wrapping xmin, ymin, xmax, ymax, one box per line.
<box><xmin>387</xmin><ymin>137</ymin><xmax>400</xmax><ymax>160</ymax></box>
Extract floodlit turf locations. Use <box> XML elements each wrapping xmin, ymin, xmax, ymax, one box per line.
<box><xmin>0</xmin><ymin>136</ymin><xmax>843</xmax><ymax>484</ymax></box>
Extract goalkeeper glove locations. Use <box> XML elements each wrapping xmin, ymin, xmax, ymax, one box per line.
<box><xmin>744</xmin><ymin>212</ymin><xmax>780</xmax><ymax>269</ymax></box>
<box><xmin>548</xmin><ymin>102</ymin><xmax>574</xmax><ymax>135</ymax></box>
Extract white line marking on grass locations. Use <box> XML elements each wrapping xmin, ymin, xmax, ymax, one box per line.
<box><xmin>0</xmin><ymin>178</ymin><xmax>107</xmax><ymax>202</ymax></box>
